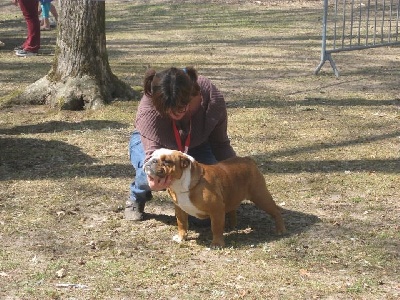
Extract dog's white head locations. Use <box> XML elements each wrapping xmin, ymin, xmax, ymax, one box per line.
<box><xmin>143</xmin><ymin>148</ymin><xmax>195</xmax><ymax>180</ymax></box>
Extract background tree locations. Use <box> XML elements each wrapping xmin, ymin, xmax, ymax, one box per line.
<box><xmin>15</xmin><ymin>0</ymin><xmax>135</xmax><ymax>110</ymax></box>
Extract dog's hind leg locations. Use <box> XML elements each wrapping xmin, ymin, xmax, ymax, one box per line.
<box><xmin>250</xmin><ymin>186</ymin><xmax>286</xmax><ymax>235</ymax></box>
<box><xmin>226</xmin><ymin>210</ymin><xmax>237</xmax><ymax>229</ymax></box>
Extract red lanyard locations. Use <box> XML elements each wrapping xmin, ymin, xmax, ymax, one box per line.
<box><xmin>173</xmin><ymin>119</ymin><xmax>191</xmax><ymax>153</ymax></box>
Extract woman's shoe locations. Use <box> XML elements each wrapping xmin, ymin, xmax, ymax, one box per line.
<box><xmin>15</xmin><ymin>49</ymin><xmax>38</xmax><ymax>57</ymax></box>
<box><xmin>125</xmin><ymin>201</ymin><xmax>145</xmax><ymax>221</ymax></box>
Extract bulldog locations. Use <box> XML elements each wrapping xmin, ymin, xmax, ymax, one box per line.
<box><xmin>144</xmin><ymin>148</ymin><xmax>286</xmax><ymax>248</ymax></box>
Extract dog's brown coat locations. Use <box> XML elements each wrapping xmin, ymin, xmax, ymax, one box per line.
<box><xmin>144</xmin><ymin>149</ymin><xmax>286</xmax><ymax>248</ymax></box>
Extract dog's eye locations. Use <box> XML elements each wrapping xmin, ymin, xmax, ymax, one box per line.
<box><xmin>163</xmin><ymin>160</ymin><xmax>173</xmax><ymax>165</ymax></box>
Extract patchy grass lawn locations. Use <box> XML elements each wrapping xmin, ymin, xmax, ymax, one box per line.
<box><xmin>0</xmin><ymin>0</ymin><xmax>399</xmax><ymax>299</ymax></box>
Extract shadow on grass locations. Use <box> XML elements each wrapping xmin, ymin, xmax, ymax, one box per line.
<box><xmin>226</xmin><ymin>97</ymin><xmax>400</xmax><ymax>109</ymax></box>
<box><xmin>0</xmin><ymin>137</ymin><xmax>133</xmax><ymax>181</ymax></box>
<box><xmin>249</xmin><ymin>130</ymin><xmax>400</xmax><ymax>174</ymax></box>
<box><xmin>146</xmin><ymin>202</ymin><xmax>320</xmax><ymax>249</ymax></box>
<box><xmin>1</xmin><ymin>130</ymin><xmax>397</xmax><ymax>182</ymax></box>
<box><xmin>0</xmin><ymin>120</ymin><xmax>131</xmax><ymax>180</ymax></box>
<box><xmin>0</xmin><ymin>120</ymin><xmax>128</xmax><ymax>135</ymax></box>
<box><xmin>260</xmin><ymin>158</ymin><xmax>400</xmax><ymax>174</ymax></box>
<box><xmin>218</xmin><ymin>205</ymin><xmax>320</xmax><ymax>248</ymax></box>
<box><xmin>265</xmin><ymin>131</ymin><xmax>400</xmax><ymax>160</ymax></box>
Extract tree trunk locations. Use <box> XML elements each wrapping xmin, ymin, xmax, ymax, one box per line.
<box><xmin>14</xmin><ymin>0</ymin><xmax>136</xmax><ymax>110</ymax></box>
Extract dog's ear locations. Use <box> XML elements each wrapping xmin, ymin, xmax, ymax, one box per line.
<box><xmin>180</xmin><ymin>156</ymin><xmax>191</xmax><ymax>169</ymax></box>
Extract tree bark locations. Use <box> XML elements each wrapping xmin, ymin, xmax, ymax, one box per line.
<box><xmin>14</xmin><ymin>0</ymin><xmax>136</xmax><ymax>110</ymax></box>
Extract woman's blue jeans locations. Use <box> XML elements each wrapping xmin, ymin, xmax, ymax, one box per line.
<box><xmin>129</xmin><ymin>130</ymin><xmax>217</xmax><ymax>204</ymax></box>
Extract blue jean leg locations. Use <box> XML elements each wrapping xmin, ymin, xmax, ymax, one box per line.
<box><xmin>129</xmin><ymin>130</ymin><xmax>151</xmax><ymax>204</ymax></box>
<box><xmin>188</xmin><ymin>143</ymin><xmax>218</xmax><ymax>165</ymax></box>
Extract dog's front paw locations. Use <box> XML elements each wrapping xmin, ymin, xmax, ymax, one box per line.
<box><xmin>172</xmin><ymin>234</ymin><xmax>185</xmax><ymax>243</ymax></box>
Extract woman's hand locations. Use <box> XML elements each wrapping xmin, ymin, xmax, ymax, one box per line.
<box><xmin>147</xmin><ymin>175</ymin><xmax>172</xmax><ymax>191</ymax></box>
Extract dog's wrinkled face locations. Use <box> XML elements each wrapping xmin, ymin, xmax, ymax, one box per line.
<box><xmin>144</xmin><ymin>149</ymin><xmax>192</xmax><ymax>179</ymax></box>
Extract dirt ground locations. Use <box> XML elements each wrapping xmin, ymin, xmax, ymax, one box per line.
<box><xmin>0</xmin><ymin>0</ymin><xmax>399</xmax><ymax>299</ymax></box>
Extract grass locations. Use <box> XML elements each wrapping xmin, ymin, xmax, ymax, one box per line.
<box><xmin>1</xmin><ymin>0</ymin><xmax>399</xmax><ymax>299</ymax></box>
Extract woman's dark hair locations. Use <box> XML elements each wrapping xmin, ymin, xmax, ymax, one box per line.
<box><xmin>143</xmin><ymin>66</ymin><xmax>200</xmax><ymax>115</ymax></box>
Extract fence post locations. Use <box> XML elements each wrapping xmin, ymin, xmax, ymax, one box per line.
<box><xmin>315</xmin><ymin>0</ymin><xmax>400</xmax><ymax>76</ymax></box>
<box><xmin>315</xmin><ymin>0</ymin><xmax>340</xmax><ymax>76</ymax></box>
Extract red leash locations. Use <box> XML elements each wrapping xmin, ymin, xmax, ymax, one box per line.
<box><xmin>173</xmin><ymin>119</ymin><xmax>191</xmax><ymax>153</ymax></box>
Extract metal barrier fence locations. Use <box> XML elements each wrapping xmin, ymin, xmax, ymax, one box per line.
<box><xmin>315</xmin><ymin>0</ymin><xmax>400</xmax><ymax>76</ymax></box>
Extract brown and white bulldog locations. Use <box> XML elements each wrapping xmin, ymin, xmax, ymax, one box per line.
<box><xmin>144</xmin><ymin>148</ymin><xmax>286</xmax><ymax>248</ymax></box>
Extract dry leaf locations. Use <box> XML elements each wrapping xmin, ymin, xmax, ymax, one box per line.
<box><xmin>56</xmin><ymin>268</ymin><xmax>66</xmax><ymax>278</ymax></box>
<box><xmin>299</xmin><ymin>269</ymin><xmax>311</xmax><ymax>277</ymax></box>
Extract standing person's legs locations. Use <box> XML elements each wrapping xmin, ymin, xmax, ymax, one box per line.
<box><xmin>125</xmin><ymin>130</ymin><xmax>152</xmax><ymax>221</ymax></box>
<box><xmin>18</xmin><ymin>0</ymin><xmax>40</xmax><ymax>53</ymax></box>
<box><xmin>40</xmin><ymin>2</ymin><xmax>51</xmax><ymax>30</ymax></box>
<box><xmin>50</xmin><ymin>3</ymin><xmax>58</xmax><ymax>21</ymax></box>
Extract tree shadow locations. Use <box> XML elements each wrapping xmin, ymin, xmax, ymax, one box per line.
<box><xmin>0</xmin><ymin>137</ymin><xmax>132</xmax><ymax>181</ymax></box>
<box><xmin>0</xmin><ymin>120</ymin><xmax>128</xmax><ymax>135</ymax></box>
<box><xmin>0</xmin><ymin>120</ymin><xmax>131</xmax><ymax>181</ymax></box>
<box><xmin>258</xmin><ymin>158</ymin><xmax>400</xmax><ymax>174</ymax></box>
<box><xmin>0</xmin><ymin>137</ymin><xmax>93</xmax><ymax>181</ymax></box>
<box><xmin>246</xmin><ymin>130</ymin><xmax>400</xmax><ymax>174</ymax></box>
<box><xmin>225</xmin><ymin>97</ymin><xmax>400</xmax><ymax>109</ymax></box>
<box><xmin>266</xmin><ymin>131</ymin><xmax>399</xmax><ymax>160</ymax></box>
